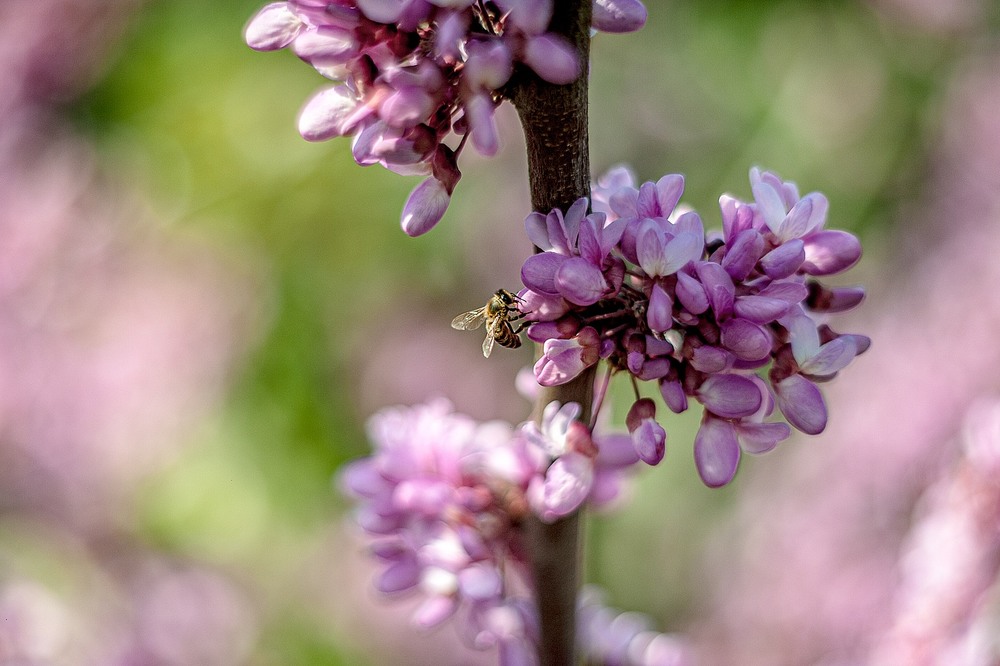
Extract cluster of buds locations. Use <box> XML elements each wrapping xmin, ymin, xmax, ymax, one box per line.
<box><xmin>519</xmin><ymin>167</ymin><xmax>870</xmax><ymax>487</ymax></box>
<box><xmin>244</xmin><ymin>0</ymin><xmax>647</xmax><ymax>236</ymax></box>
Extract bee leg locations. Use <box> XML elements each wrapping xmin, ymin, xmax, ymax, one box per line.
<box><xmin>512</xmin><ymin>321</ymin><xmax>528</xmax><ymax>334</ymax></box>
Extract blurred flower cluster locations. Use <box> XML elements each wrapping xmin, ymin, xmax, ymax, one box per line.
<box><xmin>519</xmin><ymin>166</ymin><xmax>869</xmax><ymax>486</ymax></box>
<box><xmin>340</xmin><ymin>398</ymin><xmax>690</xmax><ymax>664</ymax></box>
<box><xmin>0</xmin><ymin>1</ymin><xmax>265</xmax><ymax>663</ymax></box>
<box><xmin>340</xmin><ymin>398</ymin><xmax>537</xmax><ymax>660</ymax></box>
<box><xmin>577</xmin><ymin>587</ymin><xmax>692</xmax><ymax>666</ymax></box>
<box><xmin>243</xmin><ymin>0</ymin><xmax>646</xmax><ymax>236</ymax></box>
<box><xmin>871</xmin><ymin>398</ymin><xmax>1000</xmax><ymax>665</ymax></box>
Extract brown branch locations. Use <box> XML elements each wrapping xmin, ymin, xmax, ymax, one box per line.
<box><xmin>510</xmin><ymin>2</ymin><xmax>593</xmax><ymax>664</ymax></box>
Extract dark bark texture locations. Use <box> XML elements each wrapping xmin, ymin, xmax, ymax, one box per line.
<box><xmin>510</xmin><ymin>2</ymin><xmax>593</xmax><ymax>664</ymax></box>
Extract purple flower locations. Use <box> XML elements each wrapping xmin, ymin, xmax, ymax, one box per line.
<box><xmin>773</xmin><ymin>374</ymin><xmax>827</xmax><ymax>435</ymax></box>
<box><xmin>400</xmin><ymin>177</ymin><xmax>450</xmax><ymax>236</ymax></box>
<box><xmin>747</xmin><ymin>167</ymin><xmax>862</xmax><ymax>275</ymax></box>
<box><xmin>518</xmin><ymin>401</ymin><xmax>642</xmax><ymax>522</ymax></box>
<box><xmin>527</xmin><ymin>451</ymin><xmax>595</xmax><ymax>522</ymax></box>
<box><xmin>591</xmin><ymin>0</ymin><xmax>648</xmax><ymax>34</ymax></box>
<box><xmin>340</xmin><ymin>399</ymin><xmax>531</xmax><ymax>634</ymax></box>
<box><xmin>520</xmin><ymin>401</ymin><xmax>592</xmax><ymax>458</ymax></box>
<box><xmin>696</xmin><ymin>374</ymin><xmax>763</xmax><ymax>418</ymax></box>
<box><xmin>516</xmin><ymin>165</ymin><xmax>868</xmax><ymax>487</ymax></box>
<box><xmin>634</xmin><ymin>213</ymin><xmax>705</xmax><ymax>278</ymax></box>
<box><xmin>523</xmin><ymin>34</ymin><xmax>581</xmax><ymax>85</ymax></box>
<box><xmin>244</xmin><ymin>3</ymin><xmax>305</xmax><ymax>51</ymax></box>
<box><xmin>625</xmin><ymin>398</ymin><xmax>666</xmax><ymax>465</ymax></box>
<box><xmin>694</xmin><ymin>415</ymin><xmax>741</xmax><ymax>488</ymax></box>
<box><xmin>245</xmin><ymin>1</ymin><xmax>643</xmax><ymax>233</ymax></box>
<box><xmin>533</xmin><ymin>327</ymin><xmax>601</xmax><ymax>387</ymax></box>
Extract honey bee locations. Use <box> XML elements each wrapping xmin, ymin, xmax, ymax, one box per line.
<box><xmin>451</xmin><ymin>289</ymin><xmax>525</xmax><ymax>358</ymax></box>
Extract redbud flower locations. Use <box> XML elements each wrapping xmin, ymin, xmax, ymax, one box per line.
<box><xmin>401</xmin><ymin>178</ymin><xmax>450</xmax><ymax>237</ymax></box>
<box><xmin>245</xmin><ymin>0</ymin><xmax>647</xmax><ymax>234</ymax></box>
<box><xmin>517</xmin><ymin>166</ymin><xmax>868</xmax><ymax>487</ymax></box>
<box><xmin>519</xmin><ymin>401</ymin><xmax>641</xmax><ymax>522</ymax></box>
<box><xmin>340</xmin><ymin>397</ymin><xmax>646</xmax><ymax>649</ymax></box>
<box><xmin>625</xmin><ymin>398</ymin><xmax>666</xmax><ymax>465</ymax></box>
<box><xmin>339</xmin><ymin>399</ymin><xmax>530</xmax><ymax>637</ymax></box>
<box><xmin>592</xmin><ymin>0</ymin><xmax>648</xmax><ymax>34</ymax></box>
<box><xmin>533</xmin><ymin>327</ymin><xmax>601</xmax><ymax>387</ymax></box>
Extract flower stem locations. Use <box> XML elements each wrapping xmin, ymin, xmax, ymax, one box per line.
<box><xmin>510</xmin><ymin>2</ymin><xmax>592</xmax><ymax>664</ymax></box>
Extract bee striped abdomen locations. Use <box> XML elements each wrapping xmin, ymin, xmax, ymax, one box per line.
<box><xmin>492</xmin><ymin>321</ymin><xmax>522</xmax><ymax>349</ymax></box>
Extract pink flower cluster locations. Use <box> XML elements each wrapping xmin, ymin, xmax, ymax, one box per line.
<box><xmin>244</xmin><ymin>0</ymin><xmax>647</xmax><ymax>236</ymax></box>
<box><xmin>519</xmin><ymin>167</ymin><xmax>869</xmax><ymax>487</ymax></box>
<box><xmin>339</xmin><ymin>398</ymin><xmax>641</xmax><ymax>663</ymax></box>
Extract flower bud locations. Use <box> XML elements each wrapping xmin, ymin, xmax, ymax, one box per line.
<box><xmin>592</xmin><ymin>0</ymin><xmax>648</xmax><ymax>33</ymax></box>
<box><xmin>401</xmin><ymin>178</ymin><xmax>450</xmax><ymax>237</ymax></box>
<box><xmin>626</xmin><ymin>398</ymin><xmax>666</xmax><ymax>465</ymax></box>
<box><xmin>694</xmin><ymin>416</ymin><xmax>740</xmax><ymax>488</ymax></box>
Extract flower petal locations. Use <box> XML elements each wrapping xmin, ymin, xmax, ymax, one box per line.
<box><xmin>690</xmin><ymin>345</ymin><xmax>733</xmax><ymax>373</ymax></box>
<box><xmin>631</xmin><ymin>419</ymin><xmax>666</xmax><ymax>465</ymax></box>
<box><xmin>694</xmin><ymin>417</ymin><xmax>740</xmax><ymax>487</ymax></box>
<box><xmin>659</xmin><ymin>378</ymin><xmax>688</xmax><ymax>413</ymax></box>
<box><xmin>635</xmin><ymin>219</ymin><xmax>667</xmax><ymax>277</ymax></box>
<box><xmin>675</xmin><ymin>270</ymin><xmax>709</xmax><ymax>314</ymax></box>
<box><xmin>356</xmin><ymin>0</ymin><xmax>406</xmax><ymax>23</ymax></box>
<box><xmin>521</xmin><ymin>252</ymin><xmax>567</xmax><ymax>296</ymax></box>
<box><xmin>720</xmin><ymin>318</ymin><xmax>771</xmax><ymax>362</ymax></box>
<box><xmin>555</xmin><ymin>257</ymin><xmax>608</xmax><ymax>306</ymax></box>
<box><xmin>647</xmin><ymin>281</ymin><xmax>673</xmax><ymax>333</ymax></box>
<box><xmin>412</xmin><ymin>595</ymin><xmax>458</xmax><ymax>629</ymax></box>
<box><xmin>533</xmin><ymin>452</ymin><xmax>594</xmax><ymax>521</ymax></box>
<box><xmin>298</xmin><ymin>85</ymin><xmax>362</xmax><ymax>141</ymax></box>
<box><xmin>697</xmin><ymin>374</ymin><xmax>763</xmax><ymax>418</ymax></box>
<box><xmin>734</xmin><ymin>294</ymin><xmax>792</xmax><ymax>324</ymax></box>
<box><xmin>774</xmin><ymin>374</ymin><xmax>827</xmax><ymax>434</ymax></box>
<box><xmin>592</xmin><ymin>0</ymin><xmax>648</xmax><ymax>33</ymax></box>
<box><xmin>760</xmin><ymin>239</ymin><xmax>805</xmax><ymax>279</ymax></box>
<box><xmin>292</xmin><ymin>27</ymin><xmax>355</xmax><ymax>65</ymax></box>
<box><xmin>722</xmin><ymin>228</ymin><xmax>764</xmax><ymax>281</ymax></box>
<box><xmin>523</xmin><ymin>34</ymin><xmax>580</xmax><ymax>85</ymax></box>
<box><xmin>802</xmin><ymin>230</ymin><xmax>862</xmax><ymax>275</ymax></box>
<box><xmin>735</xmin><ymin>421</ymin><xmax>791</xmax><ymax>454</ymax></box>
<box><xmin>809</xmin><ymin>285</ymin><xmax>866</xmax><ymax>313</ymax></box>
<box><xmin>798</xmin><ymin>337</ymin><xmax>858</xmax><ymax>377</ymax></box>
<box><xmin>377</xmin><ymin>558</ymin><xmax>421</xmax><ymax>593</ymax></box>
<box><xmin>655</xmin><ymin>173</ymin><xmax>684</xmax><ymax>215</ymax></box>
<box><xmin>660</xmin><ymin>231</ymin><xmax>703</xmax><ymax>276</ymax></box>
<box><xmin>695</xmin><ymin>261</ymin><xmax>735</xmax><ymax>319</ymax></box>
<box><xmin>465</xmin><ymin>93</ymin><xmax>499</xmax><ymax>156</ymax></box>
<box><xmin>524</xmin><ymin>211</ymin><xmax>552</xmax><ymax>251</ymax></box>
<box><xmin>245</xmin><ymin>2</ymin><xmax>303</xmax><ymax>51</ymax></box>
<box><xmin>594</xmin><ymin>433</ymin><xmax>641</xmax><ymax>468</ymax></box>
<box><xmin>776</xmin><ymin>195</ymin><xmax>813</xmax><ymax>241</ymax></box>
<box><xmin>750</xmin><ymin>166</ymin><xmax>787</xmax><ymax>233</ymax></box>
<box><xmin>401</xmin><ymin>178</ymin><xmax>450</xmax><ymax>237</ymax></box>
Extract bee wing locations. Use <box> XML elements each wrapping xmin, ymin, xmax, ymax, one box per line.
<box><xmin>482</xmin><ymin>318</ymin><xmax>499</xmax><ymax>358</ymax></box>
<box><xmin>451</xmin><ymin>307</ymin><xmax>487</xmax><ymax>331</ymax></box>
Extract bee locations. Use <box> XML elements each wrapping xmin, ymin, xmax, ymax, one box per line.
<box><xmin>451</xmin><ymin>289</ymin><xmax>525</xmax><ymax>358</ymax></box>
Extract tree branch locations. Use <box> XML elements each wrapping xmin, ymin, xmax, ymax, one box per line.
<box><xmin>510</xmin><ymin>2</ymin><xmax>592</xmax><ymax>664</ymax></box>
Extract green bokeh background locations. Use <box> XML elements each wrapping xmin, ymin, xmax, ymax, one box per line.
<box><xmin>57</xmin><ymin>0</ymin><xmax>983</xmax><ymax>661</ymax></box>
